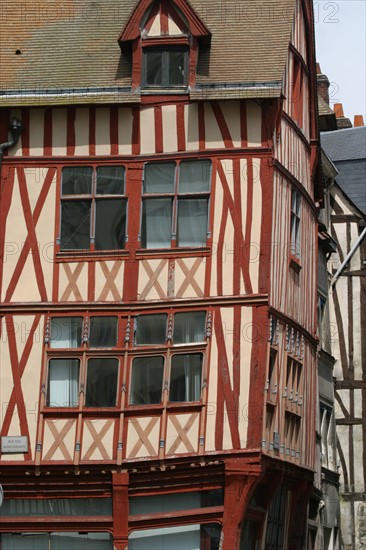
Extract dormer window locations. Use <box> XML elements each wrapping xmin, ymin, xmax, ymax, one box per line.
<box><xmin>143</xmin><ymin>47</ymin><xmax>188</xmax><ymax>88</ymax></box>
<box><xmin>118</xmin><ymin>0</ymin><xmax>211</xmax><ymax>93</ymax></box>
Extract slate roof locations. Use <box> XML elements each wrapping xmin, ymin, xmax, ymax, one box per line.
<box><xmin>321</xmin><ymin>127</ymin><xmax>366</xmax><ymax>215</ymax></box>
<box><xmin>321</xmin><ymin>126</ymin><xmax>366</xmax><ymax>162</ymax></box>
<box><xmin>0</xmin><ymin>0</ymin><xmax>295</xmax><ymax>105</ymax></box>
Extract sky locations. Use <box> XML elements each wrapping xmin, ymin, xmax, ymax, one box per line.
<box><xmin>314</xmin><ymin>0</ymin><xmax>366</xmax><ymax>123</ymax></box>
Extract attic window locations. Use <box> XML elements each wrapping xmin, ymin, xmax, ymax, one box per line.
<box><xmin>143</xmin><ymin>47</ymin><xmax>188</xmax><ymax>88</ymax></box>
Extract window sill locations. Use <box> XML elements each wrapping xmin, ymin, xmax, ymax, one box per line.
<box><xmin>289</xmin><ymin>256</ymin><xmax>302</xmax><ymax>273</ymax></box>
<box><xmin>126</xmin><ymin>402</ymin><xmax>202</xmax><ymax>415</ymax></box>
<box><xmin>55</xmin><ymin>250</ymin><xmax>129</xmax><ymax>263</ymax></box>
<box><xmin>136</xmin><ymin>246</ymin><xmax>211</xmax><ymax>259</ymax></box>
<box><xmin>141</xmin><ymin>88</ymin><xmax>188</xmax><ymax>94</ymax></box>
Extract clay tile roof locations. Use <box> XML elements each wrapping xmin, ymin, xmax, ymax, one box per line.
<box><xmin>0</xmin><ymin>0</ymin><xmax>295</xmax><ymax>104</ymax></box>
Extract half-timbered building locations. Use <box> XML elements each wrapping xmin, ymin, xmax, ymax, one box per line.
<box><xmin>0</xmin><ymin>0</ymin><xmax>321</xmax><ymax>548</ymax></box>
<box><xmin>321</xmin><ymin>124</ymin><xmax>366</xmax><ymax>550</ymax></box>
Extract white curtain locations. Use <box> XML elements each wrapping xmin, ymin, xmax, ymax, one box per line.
<box><xmin>48</xmin><ymin>359</ymin><xmax>79</xmax><ymax>407</ymax></box>
<box><xmin>142</xmin><ymin>199</ymin><xmax>172</xmax><ymax>248</ymax></box>
<box><xmin>173</xmin><ymin>312</ymin><xmax>205</xmax><ymax>343</ymax></box>
<box><xmin>177</xmin><ymin>199</ymin><xmax>208</xmax><ymax>246</ymax></box>
<box><xmin>50</xmin><ymin>317</ymin><xmax>82</xmax><ymax>348</ymax></box>
<box><xmin>170</xmin><ymin>354</ymin><xmax>202</xmax><ymax>402</ymax></box>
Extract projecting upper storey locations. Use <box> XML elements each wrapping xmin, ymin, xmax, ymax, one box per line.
<box><xmin>0</xmin><ymin>0</ymin><xmax>296</xmax><ymax>105</ymax></box>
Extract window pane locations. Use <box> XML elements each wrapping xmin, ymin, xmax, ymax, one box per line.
<box><xmin>95</xmin><ymin>199</ymin><xmax>126</xmax><ymax>250</ymax></box>
<box><xmin>85</xmin><ymin>358</ymin><xmax>118</xmax><ymax>407</ymax></box>
<box><xmin>1</xmin><ymin>533</ymin><xmax>49</xmax><ymax>550</ymax></box>
<box><xmin>179</xmin><ymin>160</ymin><xmax>211</xmax><ymax>193</ymax></box>
<box><xmin>96</xmin><ymin>166</ymin><xmax>125</xmax><ymax>195</ymax></box>
<box><xmin>144</xmin><ymin>163</ymin><xmax>176</xmax><ymax>193</ymax></box>
<box><xmin>177</xmin><ymin>198</ymin><xmax>208</xmax><ymax>246</ymax></box>
<box><xmin>145</xmin><ymin>51</ymin><xmax>162</xmax><ymax>85</ymax></box>
<box><xmin>142</xmin><ymin>199</ymin><xmax>172</xmax><ymax>248</ymax></box>
<box><xmin>51</xmin><ymin>532</ymin><xmax>113</xmax><ymax>550</ymax></box>
<box><xmin>174</xmin><ymin>311</ymin><xmax>206</xmax><ymax>343</ymax></box>
<box><xmin>170</xmin><ymin>354</ymin><xmax>202</xmax><ymax>402</ymax></box>
<box><xmin>62</xmin><ymin>167</ymin><xmax>92</xmax><ymax>195</ymax></box>
<box><xmin>130</xmin><ymin>491</ymin><xmax>223</xmax><ymax>515</ymax></box>
<box><xmin>129</xmin><ymin>523</ymin><xmax>221</xmax><ymax>550</ymax></box>
<box><xmin>168</xmin><ymin>50</ymin><xmax>186</xmax><ymax>85</ymax></box>
<box><xmin>50</xmin><ymin>317</ymin><xmax>82</xmax><ymax>348</ymax></box>
<box><xmin>135</xmin><ymin>314</ymin><xmax>167</xmax><ymax>345</ymax></box>
<box><xmin>130</xmin><ymin>356</ymin><xmax>164</xmax><ymax>405</ymax></box>
<box><xmin>0</xmin><ymin>498</ymin><xmax>112</xmax><ymax>516</ymax></box>
<box><xmin>89</xmin><ymin>317</ymin><xmax>118</xmax><ymax>347</ymax></box>
<box><xmin>47</xmin><ymin>359</ymin><xmax>79</xmax><ymax>407</ymax></box>
<box><xmin>61</xmin><ymin>201</ymin><xmax>90</xmax><ymax>250</ymax></box>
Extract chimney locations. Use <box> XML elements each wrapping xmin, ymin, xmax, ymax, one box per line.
<box><xmin>354</xmin><ymin>115</ymin><xmax>365</xmax><ymax>127</ymax></box>
<box><xmin>316</xmin><ymin>64</ymin><xmax>331</xmax><ymax>105</ymax></box>
<box><xmin>334</xmin><ymin>103</ymin><xmax>353</xmax><ymax>130</ymax></box>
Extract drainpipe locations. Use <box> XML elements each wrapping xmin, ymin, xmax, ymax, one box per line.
<box><xmin>331</xmin><ymin>225</ymin><xmax>366</xmax><ymax>286</ymax></box>
<box><xmin>0</xmin><ymin>117</ymin><xmax>23</xmax><ymax>173</ymax></box>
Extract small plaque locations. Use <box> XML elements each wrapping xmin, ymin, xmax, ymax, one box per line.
<box><xmin>1</xmin><ymin>436</ymin><xmax>28</xmax><ymax>454</ymax></box>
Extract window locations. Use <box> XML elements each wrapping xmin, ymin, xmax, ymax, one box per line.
<box><xmin>1</xmin><ymin>532</ymin><xmax>113</xmax><ymax>550</ymax></box>
<box><xmin>265</xmin><ymin>487</ymin><xmax>288</xmax><ymax>549</ymax></box>
<box><xmin>60</xmin><ymin>166</ymin><xmax>126</xmax><ymax>251</ymax></box>
<box><xmin>130</xmin><ymin>356</ymin><xmax>165</xmax><ymax>405</ymax></box>
<box><xmin>290</xmin><ymin>188</ymin><xmax>301</xmax><ymax>258</ymax></box>
<box><xmin>284</xmin><ymin>412</ymin><xmax>300</xmax><ymax>457</ymax></box>
<box><xmin>143</xmin><ymin>48</ymin><xmax>188</xmax><ymax>88</ymax></box>
<box><xmin>130</xmin><ymin>353</ymin><xmax>203</xmax><ymax>405</ymax></box>
<box><xmin>320</xmin><ymin>404</ymin><xmax>335</xmax><ymax>469</ymax></box>
<box><xmin>46</xmin><ymin>316</ymin><xmax>119</xmax><ymax>408</ymax></box>
<box><xmin>44</xmin><ymin>312</ymin><xmax>208</xmax><ymax>409</ymax></box>
<box><xmin>47</xmin><ymin>358</ymin><xmax>80</xmax><ymax>407</ymax></box>
<box><xmin>141</xmin><ymin>160</ymin><xmax>211</xmax><ymax>248</ymax></box>
<box><xmin>285</xmin><ymin>357</ymin><xmax>302</xmax><ymax>405</ymax></box>
<box><xmin>265</xmin><ymin>349</ymin><xmax>277</xmax><ymax>399</ymax></box>
<box><xmin>85</xmin><ymin>358</ymin><xmax>119</xmax><ymax>407</ymax></box>
<box><xmin>129</xmin><ymin>311</ymin><xmax>207</xmax><ymax>406</ymax></box>
<box><xmin>129</xmin><ymin>523</ymin><xmax>221</xmax><ymax>549</ymax></box>
<box><xmin>128</xmin><ymin>491</ymin><xmax>223</xmax><ymax>549</ymax></box>
<box><xmin>135</xmin><ymin>314</ymin><xmax>167</xmax><ymax>345</ymax></box>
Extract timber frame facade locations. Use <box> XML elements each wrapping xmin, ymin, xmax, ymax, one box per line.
<box><xmin>0</xmin><ymin>0</ymin><xmax>322</xmax><ymax>548</ymax></box>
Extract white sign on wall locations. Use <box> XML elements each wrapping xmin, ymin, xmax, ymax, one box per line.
<box><xmin>1</xmin><ymin>436</ymin><xmax>28</xmax><ymax>454</ymax></box>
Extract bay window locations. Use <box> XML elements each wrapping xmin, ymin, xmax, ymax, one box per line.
<box><xmin>44</xmin><ymin>311</ymin><xmax>208</xmax><ymax>410</ymax></box>
<box><xmin>60</xmin><ymin>166</ymin><xmax>126</xmax><ymax>251</ymax></box>
<box><xmin>141</xmin><ymin>160</ymin><xmax>211</xmax><ymax>248</ymax></box>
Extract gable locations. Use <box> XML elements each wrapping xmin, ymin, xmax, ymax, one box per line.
<box><xmin>142</xmin><ymin>0</ymin><xmax>189</xmax><ymax>37</ymax></box>
<box><xmin>119</xmin><ymin>0</ymin><xmax>210</xmax><ymax>47</ymax></box>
